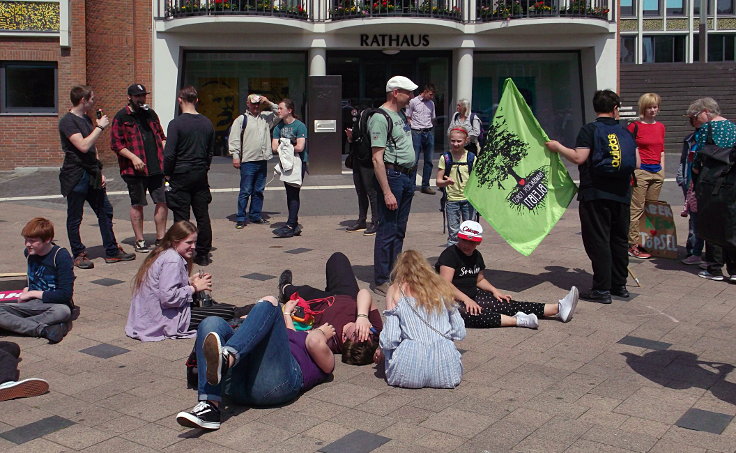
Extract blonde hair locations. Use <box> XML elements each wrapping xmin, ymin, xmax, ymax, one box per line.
<box><xmin>391</xmin><ymin>250</ymin><xmax>456</xmax><ymax>313</ymax></box>
<box><xmin>448</xmin><ymin>126</ymin><xmax>469</xmax><ymax>138</ymax></box>
<box><xmin>637</xmin><ymin>93</ymin><xmax>661</xmax><ymax>116</ymax></box>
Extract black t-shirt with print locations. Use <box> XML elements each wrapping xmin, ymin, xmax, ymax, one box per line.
<box><xmin>435</xmin><ymin>245</ymin><xmax>485</xmax><ymax>298</ymax></box>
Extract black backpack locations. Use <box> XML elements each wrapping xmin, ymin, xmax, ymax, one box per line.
<box><xmin>590</xmin><ymin>121</ymin><xmax>637</xmax><ymax>178</ymax></box>
<box><xmin>348</xmin><ymin>108</ymin><xmax>395</xmax><ymax>168</ymax></box>
<box><xmin>695</xmin><ymin>123</ymin><xmax>736</xmax><ymax>249</ymax></box>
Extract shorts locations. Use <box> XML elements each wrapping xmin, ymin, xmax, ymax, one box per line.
<box><xmin>122</xmin><ymin>174</ymin><xmax>166</xmax><ymax>207</ymax></box>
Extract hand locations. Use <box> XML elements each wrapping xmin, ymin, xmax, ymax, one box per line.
<box><xmin>131</xmin><ymin>156</ymin><xmax>145</xmax><ymax>172</ymax></box>
<box><xmin>444</xmin><ymin>177</ymin><xmax>455</xmax><ymax>186</ymax></box>
<box><xmin>316</xmin><ymin>323</ymin><xmax>336</xmax><ymax>340</ymax></box>
<box><xmin>97</xmin><ymin>115</ymin><xmax>110</xmax><ymax>129</ymax></box>
<box><xmin>232</xmin><ymin>158</ymin><xmax>241</xmax><ymax>169</ymax></box>
<box><xmin>18</xmin><ymin>287</ymin><xmax>32</xmax><ymax>302</ymax></box>
<box><xmin>355</xmin><ymin>316</ymin><xmax>373</xmax><ymax>342</ymax></box>
<box><xmin>384</xmin><ymin>192</ymin><xmax>398</xmax><ymax>210</ymax></box>
<box><xmin>545</xmin><ymin>140</ymin><xmax>561</xmax><ymax>153</ymax></box>
<box><xmin>284</xmin><ymin>298</ymin><xmax>298</xmax><ymax>313</ymax></box>
<box><xmin>492</xmin><ymin>290</ymin><xmax>512</xmax><ymax>303</ymax></box>
<box><xmin>373</xmin><ymin>348</ymin><xmax>384</xmax><ymax>364</ymax></box>
<box><xmin>101</xmin><ymin>174</ymin><xmax>107</xmax><ymax>188</ymax></box>
<box><xmin>261</xmin><ymin>96</ymin><xmax>270</xmax><ymax>104</ymax></box>
<box><xmin>191</xmin><ymin>273</ymin><xmax>212</xmax><ymax>292</ymax></box>
<box><xmin>464</xmin><ymin>299</ymin><xmax>482</xmax><ymax>316</ymax></box>
<box><xmin>345</xmin><ymin>128</ymin><xmax>353</xmax><ymax>142</ymax></box>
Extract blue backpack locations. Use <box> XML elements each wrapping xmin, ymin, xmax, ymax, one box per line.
<box><xmin>590</xmin><ymin>121</ymin><xmax>637</xmax><ymax>178</ymax></box>
<box><xmin>439</xmin><ymin>151</ymin><xmax>478</xmax><ymax>232</ymax></box>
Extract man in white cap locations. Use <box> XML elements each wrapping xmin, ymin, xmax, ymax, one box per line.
<box><xmin>436</xmin><ymin>220</ymin><xmax>579</xmax><ymax>329</ymax></box>
<box><xmin>228</xmin><ymin>93</ymin><xmax>279</xmax><ymax>229</ymax></box>
<box><xmin>369</xmin><ymin>75</ymin><xmax>418</xmax><ymax>296</ymax></box>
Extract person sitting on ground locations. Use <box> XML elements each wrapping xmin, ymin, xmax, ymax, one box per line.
<box><xmin>125</xmin><ymin>220</ymin><xmax>238</xmax><ymax>341</ymax></box>
<box><xmin>0</xmin><ymin>341</ymin><xmax>49</xmax><ymax>401</ymax></box>
<box><xmin>375</xmin><ymin>250</ymin><xmax>465</xmax><ymax>389</ymax></box>
<box><xmin>175</xmin><ymin>296</ymin><xmax>335</xmax><ymax>430</ymax></box>
<box><xmin>436</xmin><ymin>220</ymin><xmax>579</xmax><ymax>329</ymax></box>
<box><xmin>278</xmin><ymin>251</ymin><xmax>382</xmax><ymax>365</ymax></box>
<box><xmin>0</xmin><ymin>218</ymin><xmax>74</xmax><ymax>344</ymax></box>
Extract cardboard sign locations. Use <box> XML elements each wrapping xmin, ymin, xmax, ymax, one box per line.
<box><xmin>638</xmin><ymin>200</ymin><xmax>678</xmax><ymax>259</ymax></box>
<box><xmin>0</xmin><ymin>290</ymin><xmax>22</xmax><ymax>302</ymax></box>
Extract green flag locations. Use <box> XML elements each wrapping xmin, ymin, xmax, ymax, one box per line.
<box><xmin>465</xmin><ymin>78</ymin><xmax>577</xmax><ymax>256</ymax></box>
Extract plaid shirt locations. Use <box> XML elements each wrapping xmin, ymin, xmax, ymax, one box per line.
<box><xmin>110</xmin><ymin>105</ymin><xmax>166</xmax><ymax>176</ymax></box>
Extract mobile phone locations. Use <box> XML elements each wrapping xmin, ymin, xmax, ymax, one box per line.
<box><xmin>96</xmin><ymin>109</ymin><xmax>103</xmax><ymax>119</ymax></box>
<box><xmin>292</xmin><ymin>306</ymin><xmax>305</xmax><ymax>319</ymax></box>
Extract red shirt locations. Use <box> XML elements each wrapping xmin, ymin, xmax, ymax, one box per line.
<box><xmin>111</xmin><ymin>105</ymin><xmax>167</xmax><ymax>176</ymax></box>
<box><xmin>627</xmin><ymin>121</ymin><xmax>665</xmax><ymax>165</ymax></box>
<box><xmin>310</xmin><ymin>295</ymin><xmax>383</xmax><ymax>354</ymax></box>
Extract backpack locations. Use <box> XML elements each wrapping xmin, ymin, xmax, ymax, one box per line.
<box><xmin>348</xmin><ymin>108</ymin><xmax>395</xmax><ymax>168</ymax></box>
<box><xmin>439</xmin><ymin>151</ymin><xmax>477</xmax><ymax>233</ymax></box>
<box><xmin>590</xmin><ymin>121</ymin><xmax>637</xmax><ymax>178</ymax></box>
<box><xmin>239</xmin><ymin>114</ymin><xmax>249</xmax><ymax>154</ymax></box>
<box><xmin>695</xmin><ymin>123</ymin><xmax>736</xmax><ymax>249</ymax></box>
<box><xmin>453</xmin><ymin>112</ymin><xmax>486</xmax><ymax>150</ymax></box>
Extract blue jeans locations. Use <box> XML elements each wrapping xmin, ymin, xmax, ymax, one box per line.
<box><xmin>411</xmin><ymin>130</ymin><xmax>435</xmax><ymax>188</ymax></box>
<box><xmin>66</xmin><ymin>172</ymin><xmax>119</xmax><ymax>258</ymax></box>
<box><xmin>686</xmin><ymin>212</ymin><xmax>704</xmax><ymax>257</ymax></box>
<box><xmin>374</xmin><ymin>169</ymin><xmax>415</xmax><ymax>285</ymax></box>
<box><xmin>445</xmin><ymin>200</ymin><xmax>476</xmax><ymax>246</ymax></box>
<box><xmin>236</xmin><ymin>160</ymin><xmax>267</xmax><ymax>222</ymax></box>
<box><xmin>196</xmin><ymin>302</ymin><xmax>302</xmax><ymax>406</ymax></box>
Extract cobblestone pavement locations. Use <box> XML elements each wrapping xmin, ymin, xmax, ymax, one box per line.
<box><xmin>0</xmin><ymin>164</ymin><xmax>735</xmax><ymax>452</ymax></box>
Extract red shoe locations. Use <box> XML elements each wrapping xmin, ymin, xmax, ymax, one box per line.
<box><xmin>628</xmin><ymin>245</ymin><xmax>651</xmax><ymax>259</ymax></box>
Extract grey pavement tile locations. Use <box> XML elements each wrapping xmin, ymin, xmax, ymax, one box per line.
<box><xmin>0</xmin><ymin>415</ymin><xmax>75</xmax><ymax>445</ymax></box>
<box><xmin>79</xmin><ymin>343</ymin><xmax>131</xmax><ymax>359</ymax></box>
<box><xmin>617</xmin><ymin>335</ymin><xmax>672</xmax><ymax>350</ymax></box>
<box><xmin>285</xmin><ymin>247</ymin><xmax>313</xmax><ymax>254</ymax></box>
<box><xmin>43</xmin><ymin>423</ymin><xmax>116</xmax><ymax>450</ymax></box>
<box><xmin>662</xmin><ymin>426</ymin><xmax>736</xmax><ymax>452</ymax></box>
<box><xmin>90</xmin><ymin>278</ymin><xmax>125</xmax><ymax>286</ymax></box>
<box><xmin>241</xmin><ymin>272</ymin><xmax>276</xmax><ymax>281</ymax></box>
<box><xmin>676</xmin><ymin>408</ymin><xmax>734</xmax><ymax>435</ymax></box>
<box><xmin>582</xmin><ymin>425</ymin><xmax>659</xmax><ymax>452</ymax></box>
<box><xmin>318</xmin><ymin>429</ymin><xmax>390</xmax><ymax>453</ymax></box>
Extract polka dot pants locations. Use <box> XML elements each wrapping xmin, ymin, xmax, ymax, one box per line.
<box><xmin>460</xmin><ymin>289</ymin><xmax>546</xmax><ymax>328</ymax></box>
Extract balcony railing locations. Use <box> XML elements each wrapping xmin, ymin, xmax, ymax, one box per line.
<box><xmin>159</xmin><ymin>0</ymin><xmax>612</xmax><ymax>22</ymax></box>
<box><xmin>475</xmin><ymin>0</ymin><xmax>611</xmax><ymax>22</ymax></box>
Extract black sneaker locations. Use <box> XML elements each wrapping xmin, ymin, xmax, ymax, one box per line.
<box><xmin>250</xmin><ymin>218</ymin><xmax>270</xmax><ymax>225</ymax></box>
<box><xmin>363</xmin><ymin>223</ymin><xmax>377</xmax><ymax>236</ymax></box>
<box><xmin>134</xmin><ymin>240</ymin><xmax>151</xmax><ymax>253</ymax></box>
<box><xmin>235</xmin><ymin>221</ymin><xmax>245</xmax><ymax>229</ymax></box>
<box><xmin>176</xmin><ymin>401</ymin><xmax>221</xmax><ymax>430</ymax></box>
<box><xmin>41</xmin><ymin>323</ymin><xmax>68</xmax><ymax>344</ymax></box>
<box><xmin>204</xmin><ymin>332</ymin><xmax>229</xmax><ymax>385</ymax></box>
<box><xmin>580</xmin><ymin>289</ymin><xmax>612</xmax><ymax>304</ymax></box>
<box><xmin>104</xmin><ymin>246</ymin><xmax>136</xmax><ymax>263</ymax></box>
<box><xmin>274</xmin><ymin>225</ymin><xmax>297</xmax><ymax>238</ymax></box>
<box><xmin>346</xmin><ymin>221</ymin><xmax>367</xmax><ymax>232</ymax></box>
<box><xmin>278</xmin><ymin>270</ymin><xmax>293</xmax><ymax>304</ymax></box>
<box><xmin>193</xmin><ymin>254</ymin><xmax>210</xmax><ymax>266</ymax></box>
<box><xmin>611</xmin><ymin>286</ymin><xmax>630</xmax><ymax>298</ymax></box>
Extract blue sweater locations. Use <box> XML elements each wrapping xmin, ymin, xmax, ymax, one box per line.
<box><xmin>24</xmin><ymin>245</ymin><xmax>75</xmax><ymax>307</ymax></box>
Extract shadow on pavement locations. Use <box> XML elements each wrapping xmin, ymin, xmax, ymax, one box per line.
<box><xmin>622</xmin><ymin>350</ymin><xmax>736</xmax><ymax>405</ymax></box>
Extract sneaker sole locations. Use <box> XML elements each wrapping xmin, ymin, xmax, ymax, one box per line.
<box><xmin>176</xmin><ymin>411</ymin><xmax>220</xmax><ymax>430</ymax></box>
<box><xmin>0</xmin><ymin>379</ymin><xmax>49</xmax><ymax>401</ymax></box>
<box><xmin>204</xmin><ymin>332</ymin><xmax>223</xmax><ymax>386</ymax></box>
<box><xmin>74</xmin><ymin>263</ymin><xmax>94</xmax><ymax>269</ymax></box>
<box><xmin>560</xmin><ymin>286</ymin><xmax>579</xmax><ymax>323</ymax></box>
<box><xmin>347</xmin><ymin>227</ymin><xmax>366</xmax><ymax>232</ymax></box>
<box><xmin>698</xmin><ymin>273</ymin><xmax>725</xmax><ymax>281</ymax></box>
<box><xmin>104</xmin><ymin>256</ymin><xmax>136</xmax><ymax>263</ymax></box>
<box><xmin>134</xmin><ymin>249</ymin><xmax>151</xmax><ymax>253</ymax></box>
<box><xmin>363</xmin><ymin>231</ymin><xmax>376</xmax><ymax>236</ymax></box>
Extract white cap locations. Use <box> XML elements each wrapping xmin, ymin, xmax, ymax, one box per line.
<box><xmin>457</xmin><ymin>220</ymin><xmax>483</xmax><ymax>242</ymax></box>
<box><xmin>385</xmin><ymin>76</ymin><xmax>418</xmax><ymax>93</ymax></box>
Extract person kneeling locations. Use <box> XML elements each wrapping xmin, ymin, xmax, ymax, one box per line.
<box><xmin>376</xmin><ymin>250</ymin><xmax>466</xmax><ymax>389</ymax></box>
<box><xmin>0</xmin><ymin>218</ymin><xmax>74</xmax><ymax>344</ymax></box>
<box><xmin>176</xmin><ymin>296</ymin><xmax>335</xmax><ymax>430</ymax></box>
<box><xmin>436</xmin><ymin>221</ymin><xmax>578</xmax><ymax>329</ymax></box>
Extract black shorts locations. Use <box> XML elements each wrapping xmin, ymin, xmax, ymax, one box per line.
<box><xmin>122</xmin><ymin>174</ymin><xmax>166</xmax><ymax>207</ymax></box>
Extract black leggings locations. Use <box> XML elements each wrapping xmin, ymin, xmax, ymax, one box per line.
<box><xmin>460</xmin><ymin>289</ymin><xmax>546</xmax><ymax>328</ymax></box>
<box><xmin>284</xmin><ymin>252</ymin><xmax>359</xmax><ymax>300</ymax></box>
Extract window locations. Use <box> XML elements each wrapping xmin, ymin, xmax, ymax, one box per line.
<box><xmin>694</xmin><ymin>34</ymin><xmax>736</xmax><ymax>61</ymax></box>
<box><xmin>621</xmin><ymin>36</ymin><xmax>636</xmax><ymax>63</ymax></box>
<box><xmin>621</xmin><ymin>0</ymin><xmax>636</xmax><ymax>16</ymax></box>
<box><xmin>643</xmin><ymin>0</ymin><xmax>661</xmax><ymax>15</ymax></box>
<box><xmin>694</xmin><ymin>0</ymin><xmax>733</xmax><ymax>14</ymax></box>
<box><xmin>1</xmin><ymin>62</ymin><xmax>57</xmax><ymax>113</ymax></box>
<box><xmin>666</xmin><ymin>0</ymin><xmax>685</xmax><ymax>15</ymax></box>
<box><xmin>642</xmin><ymin>35</ymin><xmax>686</xmax><ymax>62</ymax></box>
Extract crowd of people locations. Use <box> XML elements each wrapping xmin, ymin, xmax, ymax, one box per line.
<box><xmin>0</xmin><ymin>77</ymin><xmax>732</xmax><ymax>434</ymax></box>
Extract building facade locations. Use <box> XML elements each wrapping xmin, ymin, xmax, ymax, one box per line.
<box><xmin>2</xmin><ymin>0</ymin><xmax>616</xmax><ymax>170</ymax></box>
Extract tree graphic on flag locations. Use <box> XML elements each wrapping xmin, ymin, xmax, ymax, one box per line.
<box><xmin>465</xmin><ymin>78</ymin><xmax>577</xmax><ymax>256</ymax></box>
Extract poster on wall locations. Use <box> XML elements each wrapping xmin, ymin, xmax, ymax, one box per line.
<box><xmin>198</xmin><ymin>78</ymin><xmax>239</xmax><ymax>156</ymax></box>
<box><xmin>248</xmin><ymin>78</ymin><xmax>290</xmax><ymax>104</ymax></box>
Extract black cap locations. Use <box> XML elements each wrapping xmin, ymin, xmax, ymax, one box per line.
<box><xmin>127</xmin><ymin>84</ymin><xmax>150</xmax><ymax>96</ymax></box>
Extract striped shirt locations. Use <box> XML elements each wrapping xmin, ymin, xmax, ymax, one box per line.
<box><xmin>380</xmin><ymin>295</ymin><xmax>466</xmax><ymax>389</ymax></box>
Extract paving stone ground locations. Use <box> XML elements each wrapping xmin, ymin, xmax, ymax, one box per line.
<box><xmin>1</xmin><ymin>165</ymin><xmax>735</xmax><ymax>452</ymax></box>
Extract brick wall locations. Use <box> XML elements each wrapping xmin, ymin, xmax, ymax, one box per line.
<box><xmin>0</xmin><ymin>0</ymin><xmax>152</xmax><ymax>170</ymax></box>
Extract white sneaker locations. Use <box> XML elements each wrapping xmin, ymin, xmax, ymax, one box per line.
<box><xmin>558</xmin><ymin>286</ymin><xmax>579</xmax><ymax>323</ymax></box>
<box><xmin>514</xmin><ymin>312</ymin><xmax>539</xmax><ymax>329</ymax></box>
